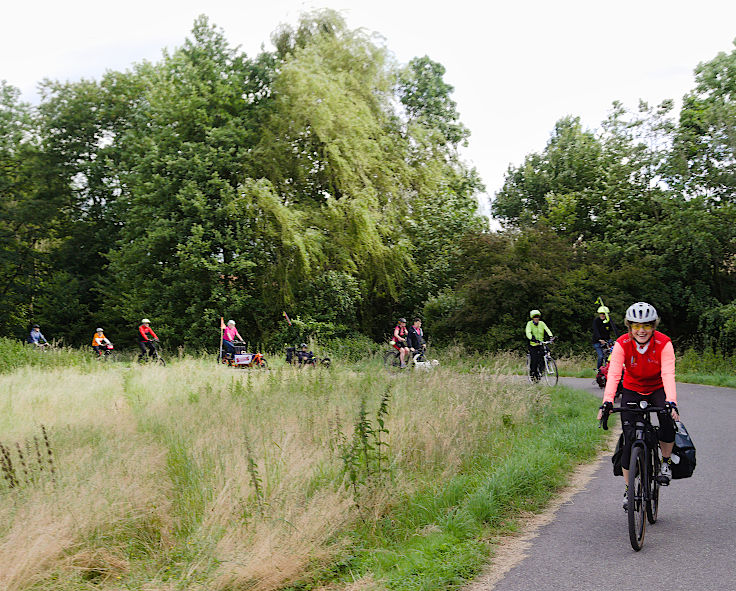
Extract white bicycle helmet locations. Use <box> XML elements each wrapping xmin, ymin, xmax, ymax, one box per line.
<box><xmin>141</xmin><ymin>318</ymin><xmax>151</xmax><ymax>324</ymax></box>
<box><xmin>227</xmin><ymin>319</ymin><xmax>236</xmax><ymax>326</ymax></box>
<box><xmin>529</xmin><ymin>309</ymin><xmax>541</xmax><ymax>318</ymax></box>
<box><xmin>96</xmin><ymin>327</ymin><xmax>104</xmax><ymax>332</ymax></box>
<box><xmin>625</xmin><ymin>302</ymin><xmax>657</xmax><ymax>323</ymax></box>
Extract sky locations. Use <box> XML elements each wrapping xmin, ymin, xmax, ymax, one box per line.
<box><xmin>3</xmin><ymin>0</ymin><xmax>736</xmax><ymax>217</ymax></box>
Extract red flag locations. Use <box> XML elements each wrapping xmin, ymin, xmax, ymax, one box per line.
<box><xmin>220</xmin><ymin>317</ymin><xmax>226</xmax><ymax>330</ymax></box>
<box><xmin>283</xmin><ymin>311</ymin><xmax>292</xmax><ymax>326</ymax></box>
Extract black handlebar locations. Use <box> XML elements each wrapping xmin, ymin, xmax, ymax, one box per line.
<box><xmin>599</xmin><ymin>404</ymin><xmax>669</xmax><ymax>430</ymax></box>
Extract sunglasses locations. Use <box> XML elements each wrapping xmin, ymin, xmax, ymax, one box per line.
<box><xmin>630</xmin><ymin>322</ymin><xmax>654</xmax><ymax>330</ymax></box>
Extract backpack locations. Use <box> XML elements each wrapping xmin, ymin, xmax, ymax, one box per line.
<box><xmin>670</xmin><ymin>420</ymin><xmax>696</xmax><ymax>479</ymax></box>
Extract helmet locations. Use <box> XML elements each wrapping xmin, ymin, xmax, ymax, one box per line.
<box><xmin>300</xmin><ymin>343</ymin><xmax>308</xmax><ymax>348</ymax></box>
<box><xmin>227</xmin><ymin>319</ymin><xmax>235</xmax><ymax>326</ymax></box>
<box><xmin>529</xmin><ymin>309</ymin><xmax>541</xmax><ymax>319</ymax></box>
<box><xmin>141</xmin><ymin>318</ymin><xmax>150</xmax><ymax>324</ymax></box>
<box><xmin>398</xmin><ymin>318</ymin><xmax>406</xmax><ymax>324</ymax></box>
<box><xmin>32</xmin><ymin>324</ymin><xmax>40</xmax><ymax>329</ymax></box>
<box><xmin>625</xmin><ymin>302</ymin><xmax>657</xmax><ymax>323</ymax></box>
<box><xmin>597</xmin><ymin>306</ymin><xmax>609</xmax><ymax>314</ymax></box>
<box><xmin>96</xmin><ymin>328</ymin><xmax>103</xmax><ymax>333</ymax></box>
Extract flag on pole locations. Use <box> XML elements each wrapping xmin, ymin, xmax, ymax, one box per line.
<box><xmin>218</xmin><ymin>317</ymin><xmax>225</xmax><ymax>363</ymax></box>
<box><xmin>283</xmin><ymin>311</ymin><xmax>292</xmax><ymax>326</ymax></box>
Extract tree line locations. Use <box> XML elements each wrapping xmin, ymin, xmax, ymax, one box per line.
<box><xmin>2</xmin><ymin>11</ymin><xmax>736</xmax><ymax>353</ymax></box>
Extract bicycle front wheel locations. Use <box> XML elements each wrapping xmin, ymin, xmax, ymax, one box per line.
<box><xmin>628</xmin><ymin>445</ymin><xmax>647</xmax><ymax>551</ymax></box>
<box><xmin>543</xmin><ymin>356</ymin><xmax>558</xmax><ymax>386</ymax></box>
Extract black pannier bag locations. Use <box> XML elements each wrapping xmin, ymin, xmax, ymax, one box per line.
<box><xmin>671</xmin><ymin>420</ymin><xmax>696</xmax><ymax>479</ymax></box>
<box><xmin>611</xmin><ymin>433</ymin><xmax>624</xmax><ymax>476</ymax></box>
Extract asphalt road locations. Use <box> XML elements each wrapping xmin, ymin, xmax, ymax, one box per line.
<box><xmin>484</xmin><ymin>377</ymin><xmax>736</xmax><ymax>591</ymax></box>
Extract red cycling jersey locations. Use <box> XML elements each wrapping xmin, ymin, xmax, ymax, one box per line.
<box><xmin>393</xmin><ymin>325</ymin><xmax>407</xmax><ymax>350</ymax></box>
<box><xmin>138</xmin><ymin>325</ymin><xmax>158</xmax><ymax>342</ymax></box>
<box><xmin>603</xmin><ymin>331</ymin><xmax>677</xmax><ymax>404</ymax></box>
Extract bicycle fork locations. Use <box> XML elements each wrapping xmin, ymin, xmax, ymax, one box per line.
<box><xmin>631</xmin><ymin>428</ymin><xmax>649</xmax><ymax>508</ymax></box>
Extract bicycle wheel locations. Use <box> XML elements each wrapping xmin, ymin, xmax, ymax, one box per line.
<box><xmin>647</xmin><ymin>450</ymin><xmax>660</xmax><ymax>524</ymax></box>
<box><xmin>154</xmin><ymin>352</ymin><xmax>166</xmax><ymax>366</ymax></box>
<box><xmin>320</xmin><ymin>357</ymin><xmax>331</xmax><ymax>368</ymax></box>
<box><xmin>383</xmin><ymin>350</ymin><xmax>401</xmax><ymax>369</ymax></box>
<box><xmin>628</xmin><ymin>445</ymin><xmax>647</xmax><ymax>551</ymax></box>
<box><xmin>526</xmin><ymin>353</ymin><xmax>533</xmax><ymax>383</ymax></box>
<box><xmin>543</xmin><ymin>356</ymin><xmax>558</xmax><ymax>386</ymax></box>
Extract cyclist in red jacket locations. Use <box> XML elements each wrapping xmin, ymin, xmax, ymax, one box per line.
<box><xmin>137</xmin><ymin>318</ymin><xmax>159</xmax><ymax>361</ymax></box>
<box><xmin>596</xmin><ymin>302</ymin><xmax>680</xmax><ymax>510</ymax></box>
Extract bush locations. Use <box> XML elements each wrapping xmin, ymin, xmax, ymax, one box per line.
<box><xmin>322</xmin><ymin>334</ymin><xmax>383</xmax><ymax>362</ymax></box>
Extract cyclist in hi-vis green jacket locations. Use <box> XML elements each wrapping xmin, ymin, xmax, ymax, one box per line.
<box><xmin>525</xmin><ymin>309</ymin><xmax>553</xmax><ymax>381</ymax></box>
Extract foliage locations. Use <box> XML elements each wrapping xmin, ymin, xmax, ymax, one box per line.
<box><xmin>4</xmin><ymin>14</ymin><xmax>736</xmax><ymax>356</ymax></box>
<box><xmin>0</xmin><ymin>11</ymin><xmax>485</xmax><ymax>348</ymax></box>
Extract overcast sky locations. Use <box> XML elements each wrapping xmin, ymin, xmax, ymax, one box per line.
<box><xmin>3</xmin><ymin>0</ymin><xmax>736</xmax><ymax>215</ymax></box>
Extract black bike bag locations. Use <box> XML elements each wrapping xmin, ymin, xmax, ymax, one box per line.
<box><xmin>611</xmin><ymin>433</ymin><xmax>624</xmax><ymax>476</ymax></box>
<box><xmin>670</xmin><ymin>420</ymin><xmax>696</xmax><ymax>479</ymax></box>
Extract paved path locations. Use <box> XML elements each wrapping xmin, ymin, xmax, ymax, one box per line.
<box><xmin>479</xmin><ymin>377</ymin><xmax>736</xmax><ymax>591</ymax></box>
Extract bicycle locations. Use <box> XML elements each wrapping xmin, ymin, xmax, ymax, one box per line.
<box><xmin>383</xmin><ymin>346</ymin><xmax>437</xmax><ymax>370</ymax></box>
<box><xmin>139</xmin><ymin>339</ymin><xmax>166</xmax><ymax>366</ymax></box>
<box><xmin>600</xmin><ymin>401</ymin><xmax>671</xmax><ymax>551</ymax></box>
<box><xmin>526</xmin><ymin>338</ymin><xmax>558</xmax><ymax>385</ymax></box>
<box><xmin>285</xmin><ymin>346</ymin><xmax>330</xmax><ymax>368</ymax></box>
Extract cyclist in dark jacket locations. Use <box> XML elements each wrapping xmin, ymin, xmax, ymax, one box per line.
<box><xmin>592</xmin><ymin>305</ymin><xmax>618</xmax><ymax>369</ymax></box>
<box><xmin>407</xmin><ymin>318</ymin><xmax>425</xmax><ymax>353</ymax></box>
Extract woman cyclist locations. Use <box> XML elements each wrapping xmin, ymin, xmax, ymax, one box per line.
<box><xmin>392</xmin><ymin>318</ymin><xmax>411</xmax><ymax>368</ymax></box>
<box><xmin>596</xmin><ymin>302</ymin><xmax>680</xmax><ymax>510</ymax></box>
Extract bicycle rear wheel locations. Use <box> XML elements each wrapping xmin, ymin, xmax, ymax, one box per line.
<box><xmin>628</xmin><ymin>445</ymin><xmax>647</xmax><ymax>551</ymax></box>
<box><xmin>543</xmin><ymin>356</ymin><xmax>558</xmax><ymax>386</ymax></box>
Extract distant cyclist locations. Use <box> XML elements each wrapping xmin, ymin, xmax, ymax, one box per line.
<box><xmin>392</xmin><ymin>318</ymin><xmax>411</xmax><ymax>368</ymax></box>
<box><xmin>525</xmin><ymin>310</ymin><xmax>553</xmax><ymax>381</ymax></box>
<box><xmin>407</xmin><ymin>318</ymin><xmax>426</xmax><ymax>356</ymax></box>
<box><xmin>296</xmin><ymin>343</ymin><xmax>316</xmax><ymax>365</ymax></box>
<box><xmin>137</xmin><ymin>318</ymin><xmax>159</xmax><ymax>361</ymax></box>
<box><xmin>592</xmin><ymin>305</ymin><xmax>618</xmax><ymax>369</ymax></box>
<box><xmin>91</xmin><ymin>328</ymin><xmax>111</xmax><ymax>356</ymax></box>
<box><xmin>596</xmin><ymin>302</ymin><xmax>680</xmax><ymax>510</ymax></box>
<box><xmin>28</xmin><ymin>324</ymin><xmax>49</xmax><ymax>348</ymax></box>
<box><xmin>222</xmin><ymin>319</ymin><xmax>244</xmax><ymax>359</ymax></box>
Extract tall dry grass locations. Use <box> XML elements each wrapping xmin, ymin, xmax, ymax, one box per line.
<box><xmin>0</xmin><ymin>359</ymin><xmax>553</xmax><ymax>590</ymax></box>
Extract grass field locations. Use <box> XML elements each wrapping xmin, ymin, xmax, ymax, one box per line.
<box><xmin>0</xmin><ymin>349</ymin><xmax>608</xmax><ymax>591</ymax></box>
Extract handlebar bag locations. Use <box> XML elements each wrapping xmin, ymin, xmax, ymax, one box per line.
<box><xmin>671</xmin><ymin>420</ymin><xmax>696</xmax><ymax>479</ymax></box>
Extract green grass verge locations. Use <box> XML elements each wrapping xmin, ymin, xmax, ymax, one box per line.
<box><xmin>287</xmin><ymin>385</ymin><xmax>607</xmax><ymax>590</ymax></box>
